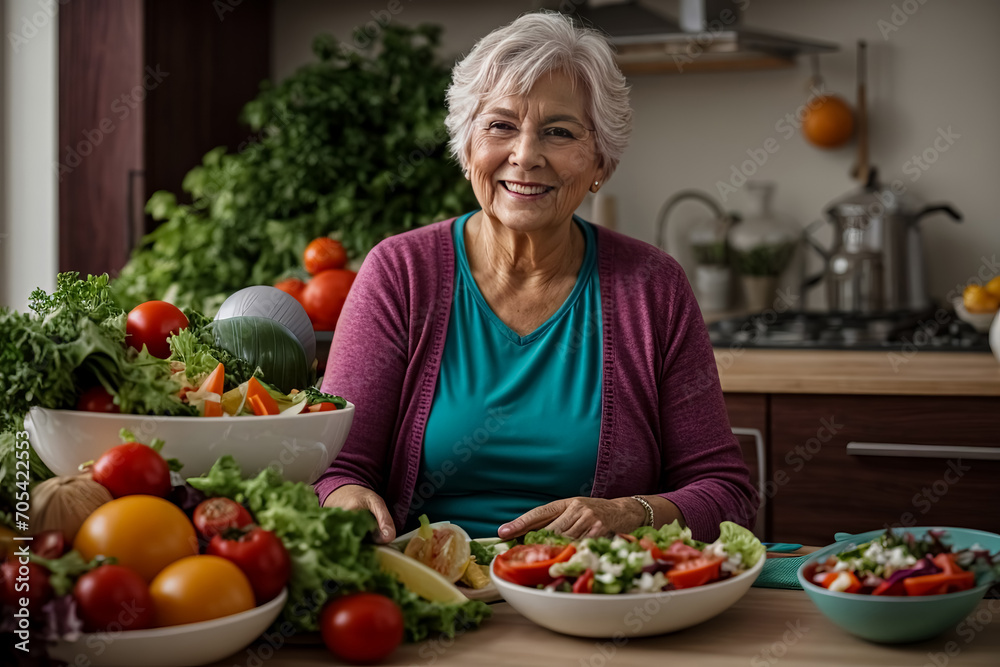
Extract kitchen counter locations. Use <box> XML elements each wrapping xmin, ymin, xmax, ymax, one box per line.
<box><xmin>206</xmin><ymin>586</ymin><xmax>1000</xmax><ymax>666</ymax></box>
<box><xmin>715</xmin><ymin>349</ymin><xmax>1000</xmax><ymax>396</ymax></box>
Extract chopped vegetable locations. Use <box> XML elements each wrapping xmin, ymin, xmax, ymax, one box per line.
<box><xmin>246</xmin><ymin>377</ymin><xmax>281</xmax><ymax>416</ymax></box>
<box><xmin>811</xmin><ymin>529</ymin><xmax>1000</xmax><ymax>596</ymax></box>
<box><xmin>187</xmin><ymin>456</ymin><xmax>491</xmax><ymax>641</ymax></box>
<box><xmin>495</xmin><ymin>521</ymin><xmax>763</xmax><ymax>595</ymax></box>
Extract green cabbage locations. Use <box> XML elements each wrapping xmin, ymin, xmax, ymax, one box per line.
<box><xmin>207</xmin><ymin>316</ymin><xmax>310</xmax><ymax>393</ymax></box>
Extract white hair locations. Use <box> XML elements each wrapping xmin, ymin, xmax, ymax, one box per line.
<box><xmin>445</xmin><ymin>10</ymin><xmax>632</xmax><ymax>178</ymax></box>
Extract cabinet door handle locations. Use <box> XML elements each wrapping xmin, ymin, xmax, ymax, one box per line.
<box><xmin>847</xmin><ymin>442</ymin><xmax>1000</xmax><ymax>461</ymax></box>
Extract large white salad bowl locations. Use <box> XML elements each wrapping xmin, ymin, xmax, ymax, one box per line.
<box><xmin>48</xmin><ymin>588</ymin><xmax>288</xmax><ymax>667</ymax></box>
<box><xmin>490</xmin><ymin>553</ymin><xmax>764</xmax><ymax>638</ymax></box>
<box><xmin>25</xmin><ymin>403</ymin><xmax>353</xmax><ymax>483</ymax></box>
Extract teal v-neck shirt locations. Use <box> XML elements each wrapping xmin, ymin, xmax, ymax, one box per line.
<box><xmin>414</xmin><ymin>211</ymin><xmax>603</xmax><ymax>537</ymax></box>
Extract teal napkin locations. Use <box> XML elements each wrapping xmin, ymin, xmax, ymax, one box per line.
<box><xmin>752</xmin><ymin>557</ymin><xmax>804</xmax><ymax>590</ymax></box>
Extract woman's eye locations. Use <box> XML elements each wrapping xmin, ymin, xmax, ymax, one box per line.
<box><xmin>488</xmin><ymin>121</ymin><xmax>516</xmax><ymax>131</ymax></box>
<box><xmin>545</xmin><ymin>127</ymin><xmax>575</xmax><ymax>139</ymax></box>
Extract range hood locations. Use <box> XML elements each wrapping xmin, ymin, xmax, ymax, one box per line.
<box><xmin>572</xmin><ymin>0</ymin><xmax>838</xmax><ymax>75</ymax></box>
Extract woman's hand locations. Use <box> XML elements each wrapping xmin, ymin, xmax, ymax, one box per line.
<box><xmin>323</xmin><ymin>484</ymin><xmax>396</xmax><ymax>543</ymax></box>
<box><xmin>498</xmin><ymin>497</ymin><xmax>647</xmax><ymax>540</ymax></box>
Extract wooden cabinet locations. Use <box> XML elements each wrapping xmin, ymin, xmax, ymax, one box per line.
<box><xmin>58</xmin><ymin>0</ymin><xmax>272</xmax><ymax>277</ymax></box>
<box><xmin>725</xmin><ymin>392</ymin><xmax>1000</xmax><ymax>545</ymax></box>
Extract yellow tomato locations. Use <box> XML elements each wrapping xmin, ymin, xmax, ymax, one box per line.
<box><xmin>150</xmin><ymin>555</ymin><xmax>255</xmax><ymax>627</ymax></box>
<box><xmin>985</xmin><ymin>276</ymin><xmax>1000</xmax><ymax>300</ymax></box>
<box><xmin>74</xmin><ymin>495</ymin><xmax>198</xmax><ymax>582</ymax></box>
<box><xmin>963</xmin><ymin>284</ymin><xmax>1000</xmax><ymax>314</ymax></box>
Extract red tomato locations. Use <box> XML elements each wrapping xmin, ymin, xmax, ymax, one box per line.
<box><xmin>76</xmin><ymin>386</ymin><xmax>120</xmax><ymax>413</ymax></box>
<box><xmin>92</xmin><ymin>443</ymin><xmax>171</xmax><ymax>498</ymax></box>
<box><xmin>126</xmin><ymin>301</ymin><xmax>189</xmax><ymax>358</ymax></box>
<box><xmin>299</xmin><ymin>269</ymin><xmax>356</xmax><ymax>331</ymax></box>
<box><xmin>0</xmin><ymin>560</ymin><xmax>52</xmax><ymax>613</ymax></box>
<box><xmin>274</xmin><ymin>277</ymin><xmax>306</xmax><ymax>302</ymax></box>
<box><xmin>206</xmin><ymin>527</ymin><xmax>291</xmax><ymax>604</ymax></box>
<box><xmin>320</xmin><ymin>593</ymin><xmax>403</xmax><ymax>665</ymax></box>
<box><xmin>73</xmin><ymin>564</ymin><xmax>155</xmax><ymax>632</ymax></box>
<box><xmin>304</xmin><ymin>238</ymin><xmax>348</xmax><ymax>275</ymax></box>
<box><xmin>493</xmin><ymin>544</ymin><xmax>576</xmax><ymax>588</ymax></box>
<box><xmin>666</xmin><ymin>556</ymin><xmax>725</xmax><ymax>590</ymax></box>
<box><xmin>192</xmin><ymin>498</ymin><xmax>254</xmax><ymax>540</ymax></box>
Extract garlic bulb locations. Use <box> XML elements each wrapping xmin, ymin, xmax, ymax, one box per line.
<box><xmin>29</xmin><ymin>474</ymin><xmax>113</xmax><ymax>543</ymax></box>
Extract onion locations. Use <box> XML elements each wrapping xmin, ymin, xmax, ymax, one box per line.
<box><xmin>215</xmin><ymin>286</ymin><xmax>316</xmax><ymax>365</ymax></box>
<box><xmin>28</xmin><ymin>474</ymin><xmax>113</xmax><ymax>543</ymax></box>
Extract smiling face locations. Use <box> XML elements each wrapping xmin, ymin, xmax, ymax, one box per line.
<box><xmin>466</xmin><ymin>70</ymin><xmax>604</xmax><ymax>235</ymax></box>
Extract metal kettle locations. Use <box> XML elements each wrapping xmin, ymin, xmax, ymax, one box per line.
<box><xmin>805</xmin><ymin>169</ymin><xmax>962</xmax><ymax>312</ymax></box>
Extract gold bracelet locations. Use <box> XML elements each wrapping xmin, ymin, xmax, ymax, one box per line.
<box><xmin>631</xmin><ymin>495</ymin><xmax>655</xmax><ymax>528</ymax></box>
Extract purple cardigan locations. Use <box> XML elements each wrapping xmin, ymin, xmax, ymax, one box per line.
<box><xmin>316</xmin><ymin>218</ymin><xmax>758</xmax><ymax>541</ymax></box>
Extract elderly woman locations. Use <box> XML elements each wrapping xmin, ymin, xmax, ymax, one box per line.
<box><xmin>315</xmin><ymin>11</ymin><xmax>758</xmax><ymax>542</ymax></box>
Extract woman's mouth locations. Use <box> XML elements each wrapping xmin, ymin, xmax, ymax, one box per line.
<box><xmin>500</xmin><ymin>181</ymin><xmax>553</xmax><ymax>198</ymax></box>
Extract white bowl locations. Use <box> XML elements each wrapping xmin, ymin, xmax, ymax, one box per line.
<box><xmin>48</xmin><ymin>588</ymin><xmax>287</xmax><ymax>667</ymax></box>
<box><xmin>25</xmin><ymin>404</ymin><xmax>354</xmax><ymax>483</ymax></box>
<box><xmin>490</xmin><ymin>555</ymin><xmax>764</xmax><ymax>638</ymax></box>
<box><xmin>953</xmin><ymin>297</ymin><xmax>998</xmax><ymax>333</ymax></box>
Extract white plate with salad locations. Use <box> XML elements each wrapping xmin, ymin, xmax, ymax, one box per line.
<box><xmin>488</xmin><ymin>521</ymin><xmax>765</xmax><ymax>638</ymax></box>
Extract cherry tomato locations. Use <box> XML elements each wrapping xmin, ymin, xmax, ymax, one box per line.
<box><xmin>193</xmin><ymin>498</ymin><xmax>254</xmax><ymax>540</ymax></box>
<box><xmin>150</xmin><ymin>555</ymin><xmax>255</xmax><ymax>627</ymax></box>
<box><xmin>73</xmin><ymin>564</ymin><xmax>155</xmax><ymax>632</ymax></box>
<box><xmin>320</xmin><ymin>593</ymin><xmax>403</xmax><ymax>665</ymax></box>
<box><xmin>300</xmin><ymin>269</ymin><xmax>356</xmax><ymax>331</ymax></box>
<box><xmin>92</xmin><ymin>442</ymin><xmax>171</xmax><ymax>499</ymax></box>
<box><xmin>126</xmin><ymin>300</ymin><xmax>189</xmax><ymax>358</ymax></box>
<box><xmin>493</xmin><ymin>544</ymin><xmax>576</xmax><ymax>588</ymax></box>
<box><xmin>30</xmin><ymin>530</ymin><xmax>67</xmax><ymax>559</ymax></box>
<box><xmin>273</xmin><ymin>277</ymin><xmax>306</xmax><ymax>302</ymax></box>
<box><xmin>76</xmin><ymin>386</ymin><xmax>120</xmax><ymax>413</ymax></box>
<box><xmin>74</xmin><ymin>495</ymin><xmax>198</xmax><ymax>582</ymax></box>
<box><xmin>0</xmin><ymin>560</ymin><xmax>52</xmax><ymax>613</ymax></box>
<box><xmin>207</xmin><ymin>527</ymin><xmax>291</xmax><ymax>604</ymax></box>
<box><xmin>304</xmin><ymin>238</ymin><xmax>348</xmax><ymax>275</ymax></box>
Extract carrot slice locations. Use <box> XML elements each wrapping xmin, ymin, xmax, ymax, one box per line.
<box><xmin>201</xmin><ymin>362</ymin><xmax>225</xmax><ymax>396</ymax></box>
<box><xmin>246</xmin><ymin>378</ymin><xmax>280</xmax><ymax>416</ymax></box>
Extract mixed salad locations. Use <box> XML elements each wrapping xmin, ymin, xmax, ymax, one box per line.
<box><xmin>0</xmin><ymin>274</ymin><xmax>343</xmax><ymax>522</ymax></box>
<box><xmin>807</xmin><ymin>529</ymin><xmax>1000</xmax><ymax>596</ymax></box>
<box><xmin>491</xmin><ymin>521</ymin><xmax>765</xmax><ymax>594</ymax></box>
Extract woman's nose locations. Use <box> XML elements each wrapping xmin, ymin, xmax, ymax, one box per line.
<box><xmin>508</xmin><ymin>130</ymin><xmax>545</xmax><ymax>170</ymax></box>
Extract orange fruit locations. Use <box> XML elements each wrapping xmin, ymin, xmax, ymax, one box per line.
<box><xmin>963</xmin><ymin>284</ymin><xmax>1000</xmax><ymax>313</ymax></box>
<box><xmin>985</xmin><ymin>276</ymin><xmax>1000</xmax><ymax>300</ymax></box>
<box><xmin>304</xmin><ymin>238</ymin><xmax>348</xmax><ymax>275</ymax></box>
<box><xmin>74</xmin><ymin>496</ymin><xmax>198</xmax><ymax>582</ymax></box>
<box><xmin>150</xmin><ymin>555</ymin><xmax>255</xmax><ymax>627</ymax></box>
<box><xmin>802</xmin><ymin>95</ymin><xmax>855</xmax><ymax>149</ymax></box>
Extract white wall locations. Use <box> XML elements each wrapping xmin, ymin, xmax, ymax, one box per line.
<box><xmin>274</xmin><ymin>0</ymin><xmax>1000</xmax><ymax>308</ymax></box>
<box><xmin>1</xmin><ymin>0</ymin><xmax>58</xmax><ymax>311</ymax></box>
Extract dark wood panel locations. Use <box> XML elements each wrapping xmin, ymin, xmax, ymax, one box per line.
<box><xmin>58</xmin><ymin>0</ymin><xmax>145</xmax><ymax>276</ymax></box>
<box><xmin>770</xmin><ymin>394</ymin><xmax>1000</xmax><ymax>544</ymax></box>
<box><xmin>143</xmin><ymin>0</ymin><xmax>272</xmax><ymax>227</ymax></box>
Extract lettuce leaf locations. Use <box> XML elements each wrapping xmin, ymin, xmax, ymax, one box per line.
<box><xmin>632</xmin><ymin>520</ymin><xmax>706</xmax><ymax>550</ymax></box>
<box><xmin>522</xmin><ymin>530</ymin><xmax>572</xmax><ymax>546</ymax></box>
<box><xmin>187</xmin><ymin>456</ymin><xmax>490</xmax><ymax>641</ymax></box>
<box><xmin>718</xmin><ymin>521</ymin><xmax>766</xmax><ymax>567</ymax></box>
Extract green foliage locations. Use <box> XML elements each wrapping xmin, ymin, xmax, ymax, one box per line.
<box><xmin>114</xmin><ymin>24</ymin><xmax>477</xmax><ymax>314</ymax></box>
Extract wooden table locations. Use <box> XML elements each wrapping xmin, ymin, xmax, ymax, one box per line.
<box><xmin>208</xmin><ymin>554</ymin><xmax>1000</xmax><ymax>667</ymax></box>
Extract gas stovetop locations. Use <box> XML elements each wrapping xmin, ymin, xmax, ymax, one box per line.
<box><xmin>707</xmin><ymin>310</ymin><xmax>991</xmax><ymax>352</ymax></box>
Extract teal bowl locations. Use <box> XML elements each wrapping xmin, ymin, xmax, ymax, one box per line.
<box><xmin>796</xmin><ymin>527</ymin><xmax>999</xmax><ymax>643</ymax></box>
